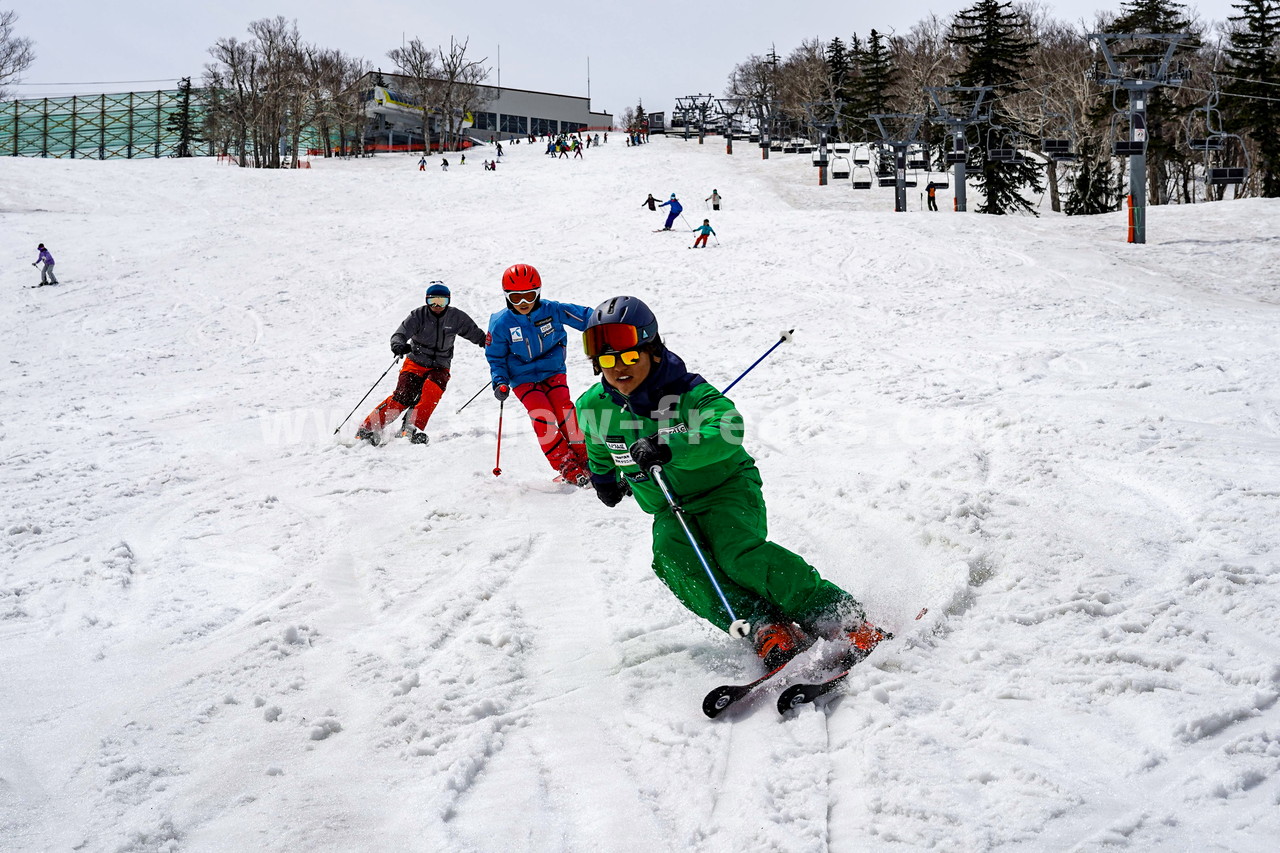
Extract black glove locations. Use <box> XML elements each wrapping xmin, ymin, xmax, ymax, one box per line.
<box><xmin>595</xmin><ymin>478</ymin><xmax>629</xmax><ymax>507</ymax></box>
<box><xmin>493</xmin><ymin>383</ymin><xmax>510</xmax><ymax>402</ymax></box>
<box><xmin>391</xmin><ymin>340</ymin><xmax>412</xmax><ymax>356</ymax></box>
<box><xmin>628</xmin><ymin>435</ymin><xmax>672</xmax><ymax>471</ymax></box>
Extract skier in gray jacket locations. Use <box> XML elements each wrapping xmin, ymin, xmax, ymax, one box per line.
<box><xmin>356</xmin><ymin>282</ymin><xmax>486</xmax><ymax>445</ymax></box>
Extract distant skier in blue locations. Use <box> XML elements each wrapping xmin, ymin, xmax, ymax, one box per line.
<box><xmin>659</xmin><ymin>194</ymin><xmax>683</xmax><ymax>231</ymax></box>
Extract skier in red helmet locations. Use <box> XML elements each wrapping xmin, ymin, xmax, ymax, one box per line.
<box><xmin>485</xmin><ymin>264</ymin><xmax>594</xmax><ymax>486</ymax></box>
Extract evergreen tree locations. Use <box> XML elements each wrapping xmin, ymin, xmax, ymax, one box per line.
<box><xmin>821</xmin><ymin>37</ymin><xmax>855</xmax><ymax>134</ymax></box>
<box><xmin>1064</xmin><ymin>141</ymin><xmax>1125</xmax><ymax>214</ymax></box>
<box><xmin>857</xmin><ymin>30</ymin><xmax>897</xmax><ymax>116</ymax></box>
<box><xmin>948</xmin><ymin>0</ymin><xmax>1044</xmax><ymax>215</ymax></box>
<box><xmin>826</xmin><ymin>37</ymin><xmax>854</xmax><ymax>102</ymax></box>
<box><xmin>165</xmin><ymin>77</ymin><xmax>201</xmax><ymax>158</ymax></box>
<box><xmin>1226</xmin><ymin>0</ymin><xmax>1280</xmax><ymax>196</ymax></box>
<box><xmin>847</xmin><ymin>30</ymin><xmax>896</xmax><ymax>141</ymax></box>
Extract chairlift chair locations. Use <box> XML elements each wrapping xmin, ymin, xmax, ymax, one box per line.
<box><xmin>831</xmin><ymin>156</ymin><xmax>851</xmax><ymax>180</ymax></box>
<box><xmin>851</xmin><ymin>164</ymin><xmax>874</xmax><ymax>189</ymax></box>
<box><xmin>852</xmin><ymin>145</ymin><xmax>871</xmax><ymax>165</ymax></box>
<box><xmin>1207</xmin><ymin>167</ymin><xmax>1246</xmax><ymax>186</ymax></box>
<box><xmin>986</xmin><ymin>126</ymin><xmax>1026</xmax><ymax>163</ymax></box>
<box><xmin>1189</xmin><ymin>137</ymin><xmax>1225</xmax><ymax>152</ymax></box>
<box><xmin>906</xmin><ymin>144</ymin><xmax>930</xmax><ymax>170</ymax></box>
<box><xmin>1187</xmin><ymin>85</ymin><xmax>1251</xmax><ymax>189</ymax></box>
<box><xmin>877</xmin><ymin>151</ymin><xmax>900</xmax><ymax>187</ymax></box>
<box><xmin>1109</xmin><ymin>112</ymin><xmax>1145</xmax><ymax>157</ymax></box>
<box><xmin>1038</xmin><ymin>108</ymin><xmax>1079</xmax><ymax>162</ymax></box>
<box><xmin>1042</xmin><ymin>139</ymin><xmax>1072</xmax><ymax>157</ymax></box>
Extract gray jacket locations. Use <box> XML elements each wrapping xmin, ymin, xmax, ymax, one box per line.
<box><xmin>392</xmin><ymin>305</ymin><xmax>486</xmax><ymax>369</ymax></box>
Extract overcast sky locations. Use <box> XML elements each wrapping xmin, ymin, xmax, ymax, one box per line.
<box><xmin>9</xmin><ymin>1</ymin><xmax>1240</xmax><ymax>118</ymax></box>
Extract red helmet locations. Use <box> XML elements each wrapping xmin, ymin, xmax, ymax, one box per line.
<box><xmin>502</xmin><ymin>264</ymin><xmax>542</xmax><ymax>293</ymax></box>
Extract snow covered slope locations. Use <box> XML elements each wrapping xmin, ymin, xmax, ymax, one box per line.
<box><xmin>2</xmin><ymin>139</ymin><xmax>1278</xmax><ymax>852</ymax></box>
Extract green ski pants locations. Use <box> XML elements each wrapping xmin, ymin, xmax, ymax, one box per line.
<box><xmin>649</xmin><ymin>468</ymin><xmax>861</xmax><ymax>634</ymax></box>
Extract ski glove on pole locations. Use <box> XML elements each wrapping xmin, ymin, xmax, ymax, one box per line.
<box><xmin>595</xmin><ymin>479</ymin><xmax>629</xmax><ymax>507</ymax></box>
<box><xmin>493</xmin><ymin>383</ymin><xmax>510</xmax><ymax>402</ymax></box>
<box><xmin>628</xmin><ymin>435</ymin><xmax>672</xmax><ymax>471</ymax></box>
<box><xmin>391</xmin><ymin>341</ymin><xmax>413</xmax><ymax>356</ymax></box>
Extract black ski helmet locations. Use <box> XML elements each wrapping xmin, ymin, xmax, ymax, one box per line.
<box><xmin>583</xmin><ymin>296</ymin><xmax>660</xmax><ymax>358</ymax></box>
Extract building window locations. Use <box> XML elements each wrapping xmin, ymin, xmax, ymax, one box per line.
<box><xmin>473</xmin><ymin>111</ymin><xmax>497</xmax><ymax>131</ymax></box>
<box><xmin>531</xmin><ymin>118</ymin><xmax>559</xmax><ymax>136</ymax></box>
<box><xmin>562</xmin><ymin>122</ymin><xmax>585</xmax><ymax>134</ymax></box>
<box><xmin>500</xmin><ymin>114</ymin><xmax>527</xmax><ymax>134</ymax></box>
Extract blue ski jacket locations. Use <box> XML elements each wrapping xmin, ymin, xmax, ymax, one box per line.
<box><xmin>660</xmin><ymin>198</ymin><xmax>683</xmax><ymax>215</ymax></box>
<box><xmin>486</xmin><ymin>299</ymin><xmax>592</xmax><ymax>387</ymax></box>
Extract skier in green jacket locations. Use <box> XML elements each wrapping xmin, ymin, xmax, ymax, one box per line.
<box><xmin>576</xmin><ymin>295</ymin><xmax>890</xmax><ymax>670</ymax></box>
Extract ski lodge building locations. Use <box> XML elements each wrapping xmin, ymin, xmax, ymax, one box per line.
<box><xmin>364</xmin><ymin>72</ymin><xmax>613</xmax><ymax>149</ymax></box>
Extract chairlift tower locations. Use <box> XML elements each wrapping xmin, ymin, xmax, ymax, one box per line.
<box><xmin>674</xmin><ymin>96</ymin><xmax>696</xmax><ymax>141</ymax></box>
<box><xmin>686</xmin><ymin>94</ymin><xmax>715</xmax><ymax>145</ymax></box>
<box><xmin>752</xmin><ymin>97</ymin><xmax>777</xmax><ymax>160</ymax></box>
<box><xmin>716</xmin><ymin>97</ymin><xmax>748</xmax><ymax>155</ymax></box>
<box><xmin>869</xmin><ymin>113</ymin><xmax>928</xmax><ymax>212</ymax></box>
<box><xmin>1087</xmin><ymin>32</ymin><xmax>1191</xmax><ymax>244</ymax></box>
<box><xmin>675</xmin><ymin>94</ymin><xmax>713</xmax><ymax>143</ymax></box>
<box><xmin>926</xmin><ymin>86</ymin><xmax>992</xmax><ymax>213</ymax></box>
<box><xmin>803</xmin><ymin>100</ymin><xmax>846</xmax><ymax>186</ymax></box>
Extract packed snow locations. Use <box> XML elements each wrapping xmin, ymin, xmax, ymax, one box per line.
<box><xmin>2</xmin><ymin>136</ymin><xmax>1279</xmax><ymax>852</ymax></box>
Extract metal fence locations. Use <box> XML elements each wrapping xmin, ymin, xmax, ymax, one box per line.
<box><xmin>1</xmin><ymin>89</ymin><xmax>209</xmax><ymax>159</ymax></box>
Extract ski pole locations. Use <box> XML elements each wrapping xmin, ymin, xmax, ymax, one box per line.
<box><xmin>493</xmin><ymin>400</ymin><xmax>505</xmax><ymax>476</ymax></box>
<box><xmin>455</xmin><ymin>379</ymin><xmax>491</xmax><ymax>415</ymax></box>
<box><xmin>648</xmin><ymin>464</ymin><xmax>751</xmax><ymax>640</ymax></box>
<box><xmin>723</xmin><ymin>330</ymin><xmax>794</xmax><ymax>395</ymax></box>
<box><xmin>334</xmin><ymin>356</ymin><xmax>401</xmax><ymax>435</ymax></box>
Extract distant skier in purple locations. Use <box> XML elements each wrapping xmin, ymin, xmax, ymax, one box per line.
<box><xmin>33</xmin><ymin>243</ymin><xmax>58</xmax><ymax>285</ymax></box>
<box><xmin>658</xmin><ymin>194</ymin><xmax>683</xmax><ymax>231</ymax></box>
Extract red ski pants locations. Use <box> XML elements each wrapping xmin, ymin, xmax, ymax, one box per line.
<box><xmin>362</xmin><ymin>360</ymin><xmax>450</xmax><ymax>432</ymax></box>
<box><xmin>693</xmin><ymin>234</ymin><xmax>709</xmax><ymax>248</ymax></box>
<box><xmin>514</xmin><ymin>374</ymin><xmax>587</xmax><ymax>474</ymax></box>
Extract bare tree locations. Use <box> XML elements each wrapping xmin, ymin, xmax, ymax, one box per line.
<box><xmin>310</xmin><ymin>49</ymin><xmax>369</xmax><ymax>157</ymax></box>
<box><xmin>247</xmin><ymin>16</ymin><xmax>306</xmax><ymax>168</ymax></box>
<box><xmin>775</xmin><ymin>39</ymin><xmax>830</xmax><ymax>136</ymax></box>
<box><xmin>0</xmin><ymin>9</ymin><xmax>36</xmax><ymax>100</ymax></box>
<box><xmin>204</xmin><ymin>36</ymin><xmax>258</xmax><ymax>165</ymax></box>
<box><xmin>203</xmin><ymin>17</ymin><xmax>317</xmax><ymax>168</ymax></box>
<box><xmin>1022</xmin><ymin>12</ymin><xmax>1096</xmax><ymax>212</ymax></box>
<box><xmin>388</xmin><ymin>37</ymin><xmax>439</xmax><ymax>151</ymax></box>
<box><xmin>891</xmin><ymin>14</ymin><xmax>960</xmax><ymax>115</ymax></box>
<box><xmin>434</xmin><ymin>37</ymin><xmax>490</xmax><ymax>152</ymax></box>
